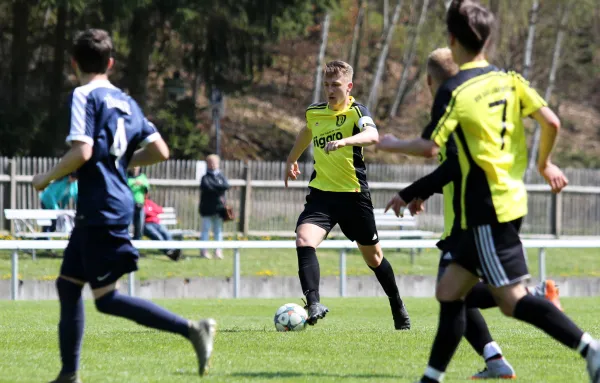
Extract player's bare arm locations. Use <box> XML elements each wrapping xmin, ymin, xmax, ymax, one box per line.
<box><xmin>324</xmin><ymin>126</ymin><xmax>378</xmax><ymax>154</ymax></box>
<box><xmin>129</xmin><ymin>138</ymin><xmax>170</xmax><ymax>168</ymax></box>
<box><xmin>32</xmin><ymin>141</ymin><xmax>92</xmax><ymax>191</ymax></box>
<box><xmin>284</xmin><ymin>126</ymin><xmax>312</xmax><ymax>187</ymax></box>
<box><xmin>376</xmin><ymin>133</ymin><xmax>439</xmax><ymax>158</ymax></box>
<box><xmin>531</xmin><ymin>106</ymin><xmax>568</xmax><ymax>193</ymax></box>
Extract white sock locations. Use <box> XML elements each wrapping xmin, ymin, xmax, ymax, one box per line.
<box><xmin>483</xmin><ymin>341</ymin><xmax>503</xmax><ymax>361</ymax></box>
<box><xmin>424</xmin><ymin>366</ymin><xmax>445</xmax><ymax>382</ymax></box>
<box><xmin>578</xmin><ymin>333</ymin><xmax>593</xmax><ymax>354</ymax></box>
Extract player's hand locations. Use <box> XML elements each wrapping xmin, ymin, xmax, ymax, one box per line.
<box><xmin>408</xmin><ymin>198</ymin><xmax>425</xmax><ymax>216</ymax></box>
<box><xmin>384</xmin><ymin>194</ymin><xmax>407</xmax><ymax>218</ymax></box>
<box><xmin>376</xmin><ymin>133</ymin><xmax>399</xmax><ymax>151</ymax></box>
<box><xmin>539</xmin><ymin>162</ymin><xmax>568</xmax><ymax>193</ymax></box>
<box><xmin>324</xmin><ymin>139</ymin><xmax>347</xmax><ymax>154</ymax></box>
<box><xmin>32</xmin><ymin>173</ymin><xmax>50</xmax><ymax>191</ymax></box>
<box><xmin>284</xmin><ymin>161</ymin><xmax>301</xmax><ymax>188</ymax></box>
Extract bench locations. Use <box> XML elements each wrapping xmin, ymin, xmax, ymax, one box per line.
<box><xmin>372</xmin><ymin>208</ymin><xmax>436</xmax><ymax>239</ymax></box>
<box><xmin>158</xmin><ymin>207</ymin><xmax>199</xmax><ymax>238</ymax></box>
<box><xmin>3</xmin><ymin>209</ymin><xmax>76</xmax><ymax>259</ymax></box>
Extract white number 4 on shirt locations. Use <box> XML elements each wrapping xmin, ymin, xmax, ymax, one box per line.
<box><xmin>110</xmin><ymin>117</ymin><xmax>128</xmax><ymax>168</ymax></box>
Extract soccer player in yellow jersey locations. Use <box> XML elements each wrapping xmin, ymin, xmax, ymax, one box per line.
<box><xmin>284</xmin><ymin>60</ymin><xmax>410</xmax><ymax>330</ymax></box>
<box><xmin>381</xmin><ymin>1</ymin><xmax>600</xmax><ymax>382</ymax></box>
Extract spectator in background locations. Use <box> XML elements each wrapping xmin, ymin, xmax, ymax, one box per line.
<box><xmin>144</xmin><ymin>195</ymin><xmax>182</xmax><ymax>261</ymax></box>
<box><xmin>199</xmin><ymin>154</ymin><xmax>230</xmax><ymax>259</ymax></box>
<box><xmin>39</xmin><ymin>173</ymin><xmax>78</xmax><ymax>233</ymax></box>
<box><xmin>127</xmin><ymin>167</ymin><xmax>149</xmax><ymax>240</ymax></box>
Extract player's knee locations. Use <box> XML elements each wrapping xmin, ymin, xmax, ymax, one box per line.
<box><xmin>56</xmin><ymin>277</ymin><xmax>83</xmax><ymax>301</ymax></box>
<box><xmin>296</xmin><ymin>234</ymin><xmax>318</xmax><ymax>248</ymax></box>
<box><xmin>435</xmin><ymin>283</ymin><xmax>461</xmax><ymax>302</ymax></box>
<box><xmin>497</xmin><ymin>301</ymin><xmax>515</xmax><ymax>317</ymax></box>
<box><xmin>94</xmin><ymin>290</ymin><xmax>117</xmax><ymax>314</ymax></box>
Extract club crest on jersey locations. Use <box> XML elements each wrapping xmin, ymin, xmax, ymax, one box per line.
<box><xmin>336</xmin><ymin>115</ymin><xmax>346</xmax><ymax>127</ymax></box>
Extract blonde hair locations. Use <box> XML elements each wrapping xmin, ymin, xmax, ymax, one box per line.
<box><xmin>206</xmin><ymin>154</ymin><xmax>220</xmax><ymax>162</ymax></box>
<box><xmin>324</xmin><ymin>60</ymin><xmax>353</xmax><ymax>81</ymax></box>
<box><xmin>427</xmin><ymin>48</ymin><xmax>459</xmax><ymax>84</ymax></box>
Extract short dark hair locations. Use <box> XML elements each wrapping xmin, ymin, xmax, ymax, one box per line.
<box><xmin>72</xmin><ymin>29</ymin><xmax>113</xmax><ymax>74</ymax></box>
<box><xmin>446</xmin><ymin>0</ymin><xmax>495</xmax><ymax>54</ymax></box>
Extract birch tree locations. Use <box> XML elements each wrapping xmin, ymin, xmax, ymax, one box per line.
<box><xmin>348</xmin><ymin>0</ymin><xmax>367</xmax><ymax>74</ymax></box>
<box><xmin>366</xmin><ymin>0</ymin><xmax>404</xmax><ymax>111</ymax></box>
<box><xmin>526</xmin><ymin>4</ymin><xmax>570</xmax><ymax>180</ymax></box>
<box><xmin>522</xmin><ymin>0</ymin><xmax>540</xmax><ymax>80</ymax></box>
<box><xmin>308</xmin><ymin>12</ymin><xmax>331</xmax><ymax>159</ymax></box>
<box><xmin>389</xmin><ymin>0</ymin><xmax>430</xmax><ymax>117</ymax></box>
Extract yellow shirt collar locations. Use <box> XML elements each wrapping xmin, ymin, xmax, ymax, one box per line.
<box><xmin>460</xmin><ymin>60</ymin><xmax>490</xmax><ymax>70</ymax></box>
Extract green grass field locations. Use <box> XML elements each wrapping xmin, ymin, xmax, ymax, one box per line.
<box><xmin>2</xmin><ymin>247</ymin><xmax>600</xmax><ymax>281</ymax></box>
<box><xmin>1</xmin><ymin>298</ymin><xmax>599</xmax><ymax>382</ymax></box>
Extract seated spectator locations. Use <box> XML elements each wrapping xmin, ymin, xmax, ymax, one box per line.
<box><xmin>39</xmin><ymin>172</ymin><xmax>78</xmax><ymax>233</ymax></box>
<box><xmin>199</xmin><ymin>154</ymin><xmax>230</xmax><ymax>259</ymax></box>
<box><xmin>144</xmin><ymin>196</ymin><xmax>182</xmax><ymax>261</ymax></box>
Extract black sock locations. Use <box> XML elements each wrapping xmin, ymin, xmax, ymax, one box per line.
<box><xmin>513</xmin><ymin>294</ymin><xmax>585</xmax><ymax>351</ymax></box>
<box><xmin>464</xmin><ymin>308</ymin><xmax>497</xmax><ymax>359</ymax></box>
<box><xmin>297</xmin><ymin>246</ymin><xmax>320</xmax><ymax>305</ymax></box>
<box><xmin>56</xmin><ymin>278</ymin><xmax>85</xmax><ymax>375</ymax></box>
<box><xmin>369</xmin><ymin>257</ymin><xmax>402</xmax><ymax>305</ymax></box>
<box><xmin>426</xmin><ymin>301</ymin><xmax>466</xmax><ymax>375</ymax></box>
<box><xmin>95</xmin><ymin>290</ymin><xmax>189</xmax><ymax>338</ymax></box>
<box><xmin>465</xmin><ymin>282</ymin><xmax>497</xmax><ymax>309</ymax></box>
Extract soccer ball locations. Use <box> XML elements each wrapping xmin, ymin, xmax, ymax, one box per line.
<box><xmin>274</xmin><ymin>303</ymin><xmax>308</xmax><ymax>332</ymax></box>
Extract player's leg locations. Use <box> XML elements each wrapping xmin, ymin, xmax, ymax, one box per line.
<box><xmin>476</xmin><ymin>221</ymin><xmax>599</xmax><ymax>382</ymax></box>
<box><xmin>296</xmin><ymin>223</ymin><xmax>328</xmax><ymax>324</ymax></box>
<box><xmin>339</xmin><ymin>191</ymin><xmax>410</xmax><ymax>330</ymax></box>
<box><xmin>419</xmin><ymin>263</ymin><xmax>480</xmax><ymax>383</ymax></box>
<box><xmin>356</xmin><ymin>242</ymin><xmax>410</xmax><ymax>330</ymax></box>
<box><xmin>295</xmin><ymin>190</ymin><xmax>335</xmax><ymax>325</ymax></box>
<box><xmin>49</xmin><ymin>229</ymin><xmax>86</xmax><ymax>383</ymax></box>
<box><xmin>86</xmin><ymin>226</ymin><xmax>216</xmax><ymax>375</ymax></box>
<box><xmin>437</xmin><ymin>252</ymin><xmax>515</xmax><ymax>379</ymax></box>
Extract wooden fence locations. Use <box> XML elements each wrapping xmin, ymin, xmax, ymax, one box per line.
<box><xmin>1</xmin><ymin>157</ymin><xmax>600</xmax><ymax>236</ymax></box>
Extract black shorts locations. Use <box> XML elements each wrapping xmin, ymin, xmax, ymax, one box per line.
<box><xmin>453</xmin><ymin>218</ymin><xmax>529</xmax><ymax>288</ymax></box>
<box><xmin>60</xmin><ymin>225</ymin><xmax>139</xmax><ymax>289</ymax></box>
<box><xmin>296</xmin><ymin>188</ymin><xmax>379</xmax><ymax>246</ymax></box>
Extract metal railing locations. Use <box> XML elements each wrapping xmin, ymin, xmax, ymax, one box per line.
<box><xmin>4</xmin><ymin>238</ymin><xmax>600</xmax><ymax>300</ymax></box>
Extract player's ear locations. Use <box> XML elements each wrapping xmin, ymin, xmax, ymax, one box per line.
<box><xmin>347</xmin><ymin>81</ymin><xmax>353</xmax><ymax>93</ymax></box>
<box><xmin>107</xmin><ymin>57</ymin><xmax>115</xmax><ymax>72</ymax></box>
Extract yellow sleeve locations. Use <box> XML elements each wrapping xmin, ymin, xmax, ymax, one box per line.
<box><xmin>428</xmin><ymin>86</ymin><xmax>460</xmax><ymax>148</ymax></box>
<box><xmin>512</xmin><ymin>72</ymin><xmax>547</xmax><ymax>117</ymax></box>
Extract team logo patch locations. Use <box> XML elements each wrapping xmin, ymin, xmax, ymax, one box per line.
<box><xmin>336</xmin><ymin>115</ymin><xmax>346</xmax><ymax>127</ymax></box>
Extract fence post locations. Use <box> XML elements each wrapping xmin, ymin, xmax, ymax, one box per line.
<box><xmin>339</xmin><ymin>250</ymin><xmax>347</xmax><ymax>297</ymax></box>
<box><xmin>128</xmin><ymin>272</ymin><xmax>135</xmax><ymax>297</ymax></box>
<box><xmin>233</xmin><ymin>248</ymin><xmax>240</xmax><ymax>298</ymax></box>
<box><xmin>551</xmin><ymin>193</ymin><xmax>563</xmax><ymax>238</ymax></box>
<box><xmin>11</xmin><ymin>250</ymin><xmax>18</xmax><ymax>300</ymax></box>
<box><xmin>538</xmin><ymin>248</ymin><xmax>546</xmax><ymax>281</ymax></box>
<box><xmin>238</xmin><ymin>163</ymin><xmax>252</xmax><ymax>236</ymax></box>
<box><xmin>9</xmin><ymin>158</ymin><xmax>16</xmax><ymax>234</ymax></box>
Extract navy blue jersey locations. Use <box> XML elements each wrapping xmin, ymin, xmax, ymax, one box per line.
<box><xmin>66</xmin><ymin>79</ymin><xmax>159</xmax><ymax>226</ymax></box>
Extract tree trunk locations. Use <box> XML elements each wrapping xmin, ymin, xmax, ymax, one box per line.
<box><xmin>522</xmin><ymin>0</ymin><xmax>540</xmax><ymax>80</ymax></box>
<box><xmin>389</xmin><ymin>0</ymin><xmax>430</xmax><ymax>117</ymax></box>
<box><xmin>444</xmin><ymin>0</ymin><xmax>452</xmax><ymax>11</ymax></box>
<box><xmin>526</xmin><ymin>5</ymin><xmax>569</xmax><ymax>181</ymax></box>
<box><xmin>382</xmin><ymin>0</ymin><xmax>389</xmax><ymax>37</ymax></box>
<box><xmin>348</xmin><ymin>0</ymin><xmax>367</xmax><ymax>75</ymax></box>
<box><xmin>126</xmin><ymin>6</ymin><xmax>155</xmax><ymax>111</ymax></box>
<box><xmin>307</xmin><ymin>12</ymin><xmax>331</xmax><ymax>160</ymax></box>
<box><xmin>487</xmin><ymin>0</ymin><xmax>501</xmax><ymax>60</ymax></box>
<box><xmin>366</xmin><ymin>0</ymin><xmax>404</xmax><ymax>112</ymax></box>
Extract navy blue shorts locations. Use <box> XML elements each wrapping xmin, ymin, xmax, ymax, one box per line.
<box><xmin>60</xmin><ymin>225</ymin><xmax>139</xmax><ymax>289</ymax></box>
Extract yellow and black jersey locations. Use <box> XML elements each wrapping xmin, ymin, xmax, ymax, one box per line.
<box><xmin>423</xmin><ymin>60</ymin><xmax>547</xmax><ymax>228</ymax></box>
<box><xmin>306</xmin><ymin>96</ymin><xmax>376</xmax><ymax>192</ymax></box>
